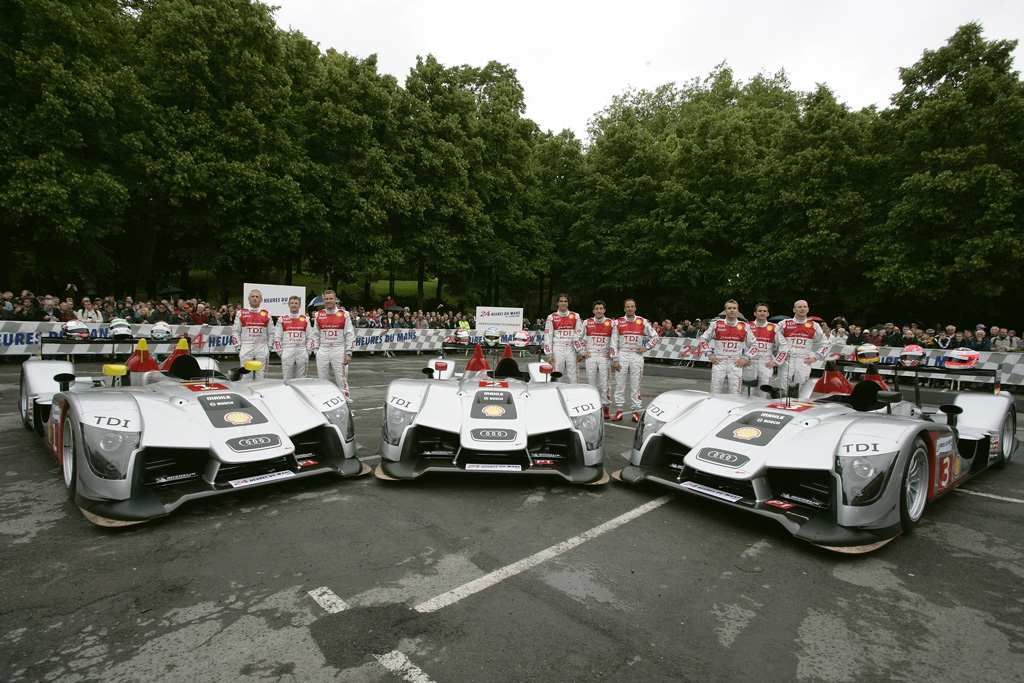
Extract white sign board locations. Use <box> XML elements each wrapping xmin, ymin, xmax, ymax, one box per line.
<box><xmin>243</xmin><ymin>283</ymin><xmax>305</xmax><ymax>318</ymax></box>
<box><xmin>475</xmin><ymin>307</ymin><xmax>525</xmax><ymax>335</ymax></box>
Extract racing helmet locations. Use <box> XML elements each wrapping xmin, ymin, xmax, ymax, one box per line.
<box><xmin>945</xmin><ymin>348</ymin><xmax>980</xmax><ymax>368</ymax></box>
<box><xmin>108</xmin><ymin>317</ymin><xmax>132</xmax><ymax>340</ymax></box>
<box><xmin>483</xmin><ymin>327</ymin><xmax>501</xmax><ymax>346</ymax></box>
<box><xmin>455</xmin><ymin>329</ymin><xmax>471</xmax><ymax>344</ymax></box>
<box><xmin>512</xmin><ymin>330</ymin><xmax>531</xmax><ymax>348</ymax></box>
<box><xmin>62</xmin><ymin>320</ymin><xmax>89</xmax><ymax>341</ymax></box>
<box><xmin>899</xmin><ymin>344</ymin><xmax>925</xmax><ymax>367</ymax></box>
<box><xmin>855</xmin><ymin>344</ymin><xmax>880</xmax><ymax>364</ymax></box>
<box><xmin>150</xmin><ymin>321</ymin><xmax>172</xmax><ymax>340</ymax></box>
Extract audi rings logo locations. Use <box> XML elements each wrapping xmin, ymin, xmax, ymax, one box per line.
<box><xmin>227</xmin><ymin>434</ymin><xmax>282</xmax><ymax>452</ymax></box>
<box><xmin>696</xmin><ymin>447</ymin><xmax>750</xmax><ymax>469</ymax></box>
<box><xmin>471</xmin><ymin>428</ymin><xmax>517</xmax><ymax>442</ymax></box>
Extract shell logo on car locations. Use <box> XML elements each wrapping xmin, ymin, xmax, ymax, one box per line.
<box><xmin>223</xmin><ymin>412</ymin><xmax>253</xmax><ymax>425</ymax></box>
<box><xmin>733</xmin><ymin>427</ymin><xmax>762</xmax><ymax>440</ymax></box>
<box><xmin>481</xmin><ymin>405</ymin><xmax>506</xmax><ymax>417</ymax></box>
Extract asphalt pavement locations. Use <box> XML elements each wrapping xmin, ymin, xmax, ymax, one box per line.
<box><xmin>2</xmin><ymin>354</ymin><xmax>1023</xmax><ymax>683</ymax></box>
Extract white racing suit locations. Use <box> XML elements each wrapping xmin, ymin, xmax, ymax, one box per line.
<box><xmin>313</xmin><ymin>308</ymin><xmax>356</xmax><ymax>397</ymax></box>
<box><xmin>275</xmin><ymin>313</ymin><xmax>312</xmax><ymax>380</ymax></box>
<box><xmin>583</xmin><ymin>317</ymin><xmax>614</xmax><ymax>408</ymax></box>
<box><xmin>611</xmin><ymin>316</ymin><xmax>659</xmax><ymax>412</ymax></box>
<box><xmin>746</xmin><ymin>322</ymin><xmax>777</xmax><ymax>397</ymax></box>
<box><xmin>232</xmin><ymin>308</ymin><xmax>272</xmax><ymax>380</ymax></box>
<box><xmin>774</xmin><ymin>318</ymin><xmax>828</xmax><ymax>397</ymax></box>
<box><xmin>699</xmin><ymin>320</ymin><xmax>756</xmax><ymax>395</ymax></box>
<box><xmin>544</xmin><ymin>311</ymin><xmax>583</xmax><ymax>383</ymax></box>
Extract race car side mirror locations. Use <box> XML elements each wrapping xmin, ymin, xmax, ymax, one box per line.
<box><xmin>244</xmin><ymin>360</ymin><xmax>263</xmax><ymax>372</ymax></box>
<box><xmin>539</xmin><ymin>364</ymin><xmax>553</xmax><ymax>374</ymax></box>
<box><xmin>877</xmin><ymin>391</ymin><xmax>902</xmax><ymax>414</ymax></box>
<box><xmin>54</xmin><ymin>373</ymin><xmax>76</xmax><ymax>392</ymax></box>
<box><xmin>421</xmin><ymin>367</ymin><xmax>434</xmax><ymax>377</ymax></box>
<box><xmin>761</xmin><ymin>384</ymin><xmax>780</xmax><ymax>399</ymax></box>
<box><xmin>939</xmin><ymin>404</ymin><xmax>963</xmax><ymax>429</ymax></box>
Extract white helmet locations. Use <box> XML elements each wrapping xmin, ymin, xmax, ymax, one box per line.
<box><xmin>512</xmin><ymin>330</ymin><xmax>530</xmax><ymax>348</ymax></box>
<box><xmin>108</xmin><ymin>317</ymin><xmax>132</xmax><ymax>340</ymax></box>
<box><xmin>150</xmin><ymin>321</ymin><xmax>172</xmax><ymax>340</ymax></box>
<box><xmin>855</xmin><ymin>344</ymin><xmax>880</xmax><ymax>364</ymax></box>
<box><xmin>62</xmin><ymin>320</ymin><xmax>89</xmax><ymax>341</ymax></box>
<box><xmin>455</xmin><ymin>329</ymin><xmax>471</xmax><ymax>344</ymax></box>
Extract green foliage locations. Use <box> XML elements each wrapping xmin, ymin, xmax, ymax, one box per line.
<box><xmin>2</xmin><ymin>15</ymin><xmax>1023</xmax><ymax>324</ymax></box>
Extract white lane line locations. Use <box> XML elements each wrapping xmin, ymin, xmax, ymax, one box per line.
<box><xmin>374</xmin><ymin>651</ymin><xmax>437</xmax><ymax>683</ymax></box>
<box><xmin>414</xmin><ymin>494</ymin><xmax>676</xmax><ymax>613</ymax></box>
<box><xmin>605</xmin><ymin>422</ymin><xmax>636</xmax><ymax>431</ymax></box>
<box><xmin>353</xmin><ymin>406</ymin><xmax>383</xmax><ymax>412</ymax></box>
<box><xmin>308</xmin><ymin>586</ymin><xmax>349</xmax><ymax>613</ymax></box>
<box><xmin>955</xmin><ymin>488</ymin><xmax>1024</xmax><ymax>504</ymax></box>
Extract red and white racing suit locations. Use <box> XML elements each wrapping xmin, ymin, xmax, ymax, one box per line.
<box><xmin>232</xmin><ymin>308</ymin><xmax>272</xmax><ymax>380</ymax></box>
<box><xmin>583</xmin><ymin>316</ymin><xmax>614</xmax><ymax>408</ymax></box>
<box><xmin>275</xmin><ymin>313</ymin><xmax>312</xmax><ymax>380</ymax></box>
<box><xmin>747</xmin><ymin>322</ymin><xmax>777</xmax><ymax>397</ymax></box>
<box><xmin>313</xmin><ymin>308</ymin><xmax>356</xmax><ymax>397</ymax></box>
<box><xmin>698</xmin><ymin>320</ymin><xmax>756</xmax><ymax>394</ymax></box>
<box><xmin>611</xmin><ymin>316</ymin><xmax>659</xmax><ymax>412</ymax></box>
<box><xmin>774</xmin><ymin>318</ymin><xmax>827</xmax><ymax>396</ymax></box>
<box><xmin>544</xmin><ymin>311</ymin><xmax>583</xmax><ymax>383</ymax></box>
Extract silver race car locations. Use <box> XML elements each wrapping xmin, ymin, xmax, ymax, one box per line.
<box><xmin>614</xmin><ymin>363</ymin><xmax>1017</xmax><ymax>552</ymax></box>
<box><xmin>20</xmin><ymin>338</ymin><xmax>367</xmax><ymax>526</ymax></box>
<box><xmin>376</xmin><ymin>343</ymin><xmax>608</xmax><ymax>484</ymax></box>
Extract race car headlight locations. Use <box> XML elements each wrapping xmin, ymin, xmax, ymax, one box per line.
<box><xmin>382</xmin><ymin>403</ymin><xmax>416</xmax><ymax>446</ymax></box>
<box><xmin>323</xmin><ymin>404</ymin><xmax>355</xmax><ymax>442</ymax></box>
<box><xmin>836</xmin><ymin>451</ymin><xmax>898</xmax><ymax>506</ymax></box>
<box><xmin>633</xmin><ymin>413</ymin><xmax>666</xmax><ymax>451</ymax></box>
<box><xmin>571</xmin><ymin>412</ymin><xmax>604</xmax><ymax>451</ymax></box>
<box><xmin>82</xmin><ymin>426</ymin><xmax>140</xmax><ymax>480</ymax></box>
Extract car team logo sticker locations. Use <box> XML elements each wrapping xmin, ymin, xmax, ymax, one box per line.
<box><xmin>732</xmin><ymin>427</ymin><xmax>761</xmax><ymax>440</ymax></box>
<box><xmin>184</xmin><ymin>382</ymin><xmax>228</xmax><ymax>392</ymax></box>
<box><xmin>481</xmin><ymin>405</ymin><xmax>506</xmax><ymax>417</ymax></box>
<box><xmin>223</xmin><ymin>411</ymin><xmax>253</xmax><ymax>425</ymax></box>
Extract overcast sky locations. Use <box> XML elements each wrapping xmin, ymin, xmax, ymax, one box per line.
<box><xmin>271</xmin><ymin>0</ymin><xmax>1024</xmax><ymax>138</ymax></box>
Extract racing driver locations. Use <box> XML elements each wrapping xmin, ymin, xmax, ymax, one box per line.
<box><xmin>275</xmin><ymin>295</ymin><xmax>312</xmax><ymax>380</ymax></box>
<box><xmin>581</xmin><ymin>300</ymin><xmax>614</xmax><ymax>418</ymax></box>
<box><xmin>312</xmin><ymin>289</ymin><xmax>356</xmax><ymax>397</ymax></box>
<box><xmin>544</xmin><ymin>293</ymin><xmax>583</xmax><ymax>383</ymax></box>
<box><xmin>747</xmin><ymin>303</ymin><xmax>777</xmax><ymax>397</ymax></box>
<box><xmin>231</xmin><ymin>289</ymin><xmax>272</xmax><ymax>380</ymax></box>
<box><xmin>611</xmin><ymin>298</ymin><xmax>659</xmax><ymax>422</ymax></box>
<box><xmin>698</xmin><ymin>299</ymin><xmax>756</xmax><ymax>394</ymax></box>
<box><xmin>769</xmin><ymin>299</ymin><xmax>828</xmax><ymax>397</ymax></box>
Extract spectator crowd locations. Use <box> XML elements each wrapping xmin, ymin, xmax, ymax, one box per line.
<box><xmin>3</xmin><ymin>288</ymin><xmax>1021</xmax><ymax>355</ymax></box>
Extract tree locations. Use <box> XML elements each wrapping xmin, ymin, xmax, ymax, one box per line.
<box><xmin>870</xmin><ymin>23</ymin><xmax>1024</xmax><ymax>319</ymax></box>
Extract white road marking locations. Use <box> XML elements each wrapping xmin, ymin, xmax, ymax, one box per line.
<box><xmin>413</xmin><ymin>494</ymin><xmax>676</xmax><ymax>613</ymax></box>
<box><xmin>307</xmin><ymin>586</ymin><xmax>349</xmax><ymax>613</ymax></box>
<box><xmin>955</xmin><ymin>488</ymin><xmax>1024</xmax><ymax>504</ymax></box>
<box><xmin>374</xmin><ymin>650</ymin><xmax>437</xmax><ymax>683</ymax></box>
<box><xmin>353</xmin><ymin>406</ymin><xmax>383</xmax><ymax>412</ymax></box>
<box><xmin>605</xmin><ymin>422</ymin><xmax>636</xmax><ymax>431</ymax></box>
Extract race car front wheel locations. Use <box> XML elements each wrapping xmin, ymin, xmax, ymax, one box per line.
<box><xmin>900</xmin><ymin>439</ymin><xmax>929</xmax><ymax>534</ymax></box>
<box><xmin>19</xmin><ymin>373</ymin><xmax>32</xmax><ymax>430</ymax></box>
<box><xmin>61</xmin><ymin>416</ymin><xmax>79</xmax><ymax>496</ymax></box>
<box><xmin>995</xmin><ymin>407</ymin><xmax>1016</xmax><ymax>470</ymax></box>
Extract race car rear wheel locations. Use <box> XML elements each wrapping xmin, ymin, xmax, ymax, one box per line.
<box><xmin>61</xmin><ymin>416</ymin><xmax>79</xmax><ymax>496</ymax></box>
<box><xmin>995</xmin><ymin>407</ymin><xmax>1016</xmax><ymax>470</ymax></box>
<box><xmin>899</xmin><ymin>439</ymin><xmax>929</xmax><ymax>534</ymax></box>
